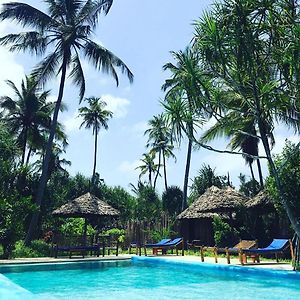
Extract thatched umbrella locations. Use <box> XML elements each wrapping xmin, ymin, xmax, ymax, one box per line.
<box><xmin>52</xmin><ymin>192</ymin><xmax>120</xmax><ymax>241</ymax></box>
<box><xmin>181</xmin><ymin>186</ymin><xmax>249</xmax><ymax>215</ymax></box>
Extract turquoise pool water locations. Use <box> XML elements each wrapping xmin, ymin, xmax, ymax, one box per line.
<box><xmin>1</xmin><ymin>257</ymin><xmax>300</xmax><ymax>299</ymax></box>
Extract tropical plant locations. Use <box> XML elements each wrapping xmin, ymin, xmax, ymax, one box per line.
<box><xmin>162</xmin><ymin>186</ymin><xmax>183</xmax><ymax>217</ymax></box>
<box><xmin>0</xmin><ymin>0</ymin><xmax>133</xmax><ymax>243</ymax></box>
<box><xmin>0</xmin><ymin>76</ymin><xmax>52</xmax><ymax>165</ymax></box>
<box><xmin>192</xmin><ymin>0</ymin><xmax>300</xmax><ymax>237</ymax></box>
<box><xmin>145</xmin><ymin>114</ymin><xmax>175</xmax><ymax>190</ymax></box>
<box><xmin>162</xmin><ymin>47</ymin><xmax>206</xmax><ymax>210</ymax></box>
<box><xmin>135</xmin><ymin>152</ymin><xmax>160</xmax><ymax>187</ymax></box>
<box><xmin>79</xmin><ymin>97</ymin><xmax>113</xmax><ymax>187</ymax></box>
<box><xmin>189</xmin><ymin>164</ymin><xmax>228</xmax><ymax>204</ymax></box>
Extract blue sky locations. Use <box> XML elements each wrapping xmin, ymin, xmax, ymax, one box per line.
<box><xmin>0</xmin><ymin>0</ymin><xmax>298</xmax><ymax>194</ymax></box>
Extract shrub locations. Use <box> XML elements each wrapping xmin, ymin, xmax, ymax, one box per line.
<box><xmin>103</xmin><ymin>228</ymin><xmax>125</xmax><ymax>243</ymax></box>
<box><xmin>213</xmin><ymin>217</ymin><xmax>239</xmax><ymax>247</ymax></box>
<box><xmin>12</xmin><ymin>240</ymin><xmax>50</xmax><ymax>258</ymax></box>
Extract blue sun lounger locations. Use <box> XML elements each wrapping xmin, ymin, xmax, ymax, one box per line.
<box><xmin>144</xmin><ymin>238</ymin><xmax>184</xmax><ymax>256</ymax></box>
<box><xmin>241</xmin><ymin>238</ymin><xmax>292</xmax><ymax>264</ymax></box>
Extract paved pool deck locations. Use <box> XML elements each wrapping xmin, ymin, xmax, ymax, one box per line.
<box><xmin>0</xmin><ymin>254</ymin><xmax>294</xmax><ymax>271</ymax></box>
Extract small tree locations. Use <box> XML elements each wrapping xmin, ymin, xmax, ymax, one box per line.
<box><xmin>162</xmin><ymin>186</ymin><xmax>183</xmax><ymax>217</ymax></box>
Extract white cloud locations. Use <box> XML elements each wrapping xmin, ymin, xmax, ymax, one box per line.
<box><xmin>0</xmin><ymin>22</ymin><xmax>25</xmax><ymax>97</ymax></box>
<box><xmin>119</xmin><ymin>160</ymin><xmax>140</xmax><ymax>175</ymax></box>
<box><xmin>63</xmin><ymin>112</ymin><xmax>83</xmax><ymax>133</ymax></box>
<box><xmin>102</xmin><ymin>94</ymin><xmax>130</xmax><ymax>118</ymax></box>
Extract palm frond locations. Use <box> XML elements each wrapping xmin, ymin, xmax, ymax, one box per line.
<box><xmin>84</xmin><ymin>40</ymin><xmax>133</xmax><ymax>86</ymax></box>
<box><xmin>77</xmin><ymin>0</ymin><xmax>113</xmax><ymax>27</ymax></box>
<box><xmin>31</xmin><ymin>52</ymin><xmax>60</xmax><ymax>86</ymax></box>
<box><xmin>69</xmin><ymin>52</ymin><xmax>86</xmax><ymax>102</ymax></box>
<box><xmin>0</xmin><ymin>32</ymin><xmax>48</xmax><ymax>55</ymax></box>
<box><xmin>0</xmin><ymin>2</ymin><xmax>53</xmax><ymax>30</ymax></box>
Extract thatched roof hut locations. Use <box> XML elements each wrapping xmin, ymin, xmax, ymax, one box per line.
<box><xmin>52</xmin><ymin>192</ymin><xmax>120</xmax><ymax>217</ymax></box>
<box><xmin>179</xmin><ymin>186</ymin><xmax>249</xmax><ymax>217</ymax></box>
<box><xmin>245</xmin><ymin>191</ymin><xmax>273</xmax><ymax>209</ymax></box>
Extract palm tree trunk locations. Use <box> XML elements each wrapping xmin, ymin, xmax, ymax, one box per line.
<box><xmin>182</xmin><ymin>138</ymin><xmax>193</xmax><ymax>211</ymax></box>
<box><xmin>255</xmin><ymin>91</ymin><xmax>300</xmax><ymax>238</ymax></box>
<box><xmin>25</xmin><ymin>57</ymin><xmax>68</xmax><ymax>245</ymax></box>
<box><xmin>154</xmin><ymin>151</ymin><xmax>161</xmax><ymax>189</ymax></box>
<box><xmin>149</xmin><ymin>170</ymin><xmax>152</xmax><ymax>187</ymax></box>
<box><xmin>162</xmin><ymin>151</ymin><xmax>168</xmax><ymax>191</ymax></box>
<box><xmin>249</xmin><ymin>163</ymin><xmax>255</xmax><ymax>182</ymax></box>
<box><xmin>21</xmin><ymin>127</ymin><xmax>28</xmax><ymax>166</ymax></box>
<box><xmin>256</xmin><ymin>159</ymin><xmax>264</xmax><ymax>188</ymax></box>
<box><xmin>25</xmin><ymin>147</ymin><xmax>32</xmax><ymax>165</ymax></box>
<box><xmin>92</xmin><ymin>126</ymin><xmax>98</xmax><ymax>190</ymax></box>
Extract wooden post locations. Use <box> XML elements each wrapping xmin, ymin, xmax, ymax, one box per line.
<box><xmin>214</xmin><ymin>246</ymin><xmax>218</xmax><ymax>263</ymax></box>
<box><xmin>225</xmin><ymin>247</ymin><xmax>230</xmax><ymax>264</ymax></box>
<box><xmin>182</xmin><ymin>239</ymin><xmax>184</xmax><ymax>256</ymax></box>
<box><xmin>289</xmin><ymin>239</ymin><xmax>295</xmax><ymax>265</ymax></box>
<box><xmin>200</xmin><ymin>246</ymin><xmax>204</xmax><ymax>262</ymax></box>
<box><xmin>239</xmin><ymin>249</ymin><xmax>244</xmax><ymax>265</ymax></box>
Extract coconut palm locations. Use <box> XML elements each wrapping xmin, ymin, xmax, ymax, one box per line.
<box><xmin>135</xmin><ymin>152</ymin><xmax>160</xmax><ymax>187</ymax></box>
<box><xmin>78</xmin><ymin>97</ymin><xmax>112</xmax><ymax>187</ymax></box>
<box><xmin>0</xmin><ymin>76</ymin><xmax>52</xmax><ymax>165</ymax></box>
<box><xmin>0</xmin><ymin>0</ymin><xmax>133</xmax><ymax>243</ymax></box>
<box><xmin>162</xmin><ymin>47</ymin><xmax>206</xmax><ymax>210</ymax></box>
<box><xmin>145</xmin><ymin>114</ymin><xmax>175</xmax><ymax>190</ymax></box>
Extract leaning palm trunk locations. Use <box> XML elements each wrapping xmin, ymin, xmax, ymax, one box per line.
<box><xmin>21</xmin><ymin>127</ymin><xmax>28</xmax><ymax>166</ymax></box>
<box><xmin>25</xmin><ymin>58</ymin><xmax>67</xmax><ymax>245</ymax></box>
<box><xmin>257</xmin><ymin>115</ymin><xmax>300</xmax><ymax>239</ymax></box>
<box><xmin>182</xmin><ymin>138</ymin><xmax>192</xmax><ymax>211</ymax></box>
<box><xmin>162</xmin><ymin>151</ymin><xmax>168</xmax><ymax>191</ymax></box>
<box><xmin>92</xmin><ymin>126</ymin><xmax>98</xmax><ymax>189</ymax></box>
<box><xmin>256</xmin><ymin>159</ymin><xmax>264</xmax><ymax>188</ymax></box>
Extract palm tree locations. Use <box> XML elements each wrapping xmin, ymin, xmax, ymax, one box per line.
<box><xmin>135</xmin><ymin>152</ymin><xmax>160</xmax><ymax>187</ymax></box>
<box><xmin>162</xmin><ymin>47</ymin><xmax>206</xmax><ymax>210</ymax></box>
<box><xmin>145</xmin><ymin>114</ymin><xmax>175</xmax><ymax>190</ymax></box>
<box><xmin>0</xmin><ymin>0</ymin><xmax>133</xmax><ymax>243</ymax></box>
<box><xmin>0</xmin><ymin>76</ymin><xmax>52</xmax><ymax>165</ymax></box>
<box><xmin>78</xmin><ymin>97</ymin><xmax>112</xmax><ymax>187</ymax></box>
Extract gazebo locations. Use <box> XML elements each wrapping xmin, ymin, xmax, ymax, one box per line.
<box><xmin>177</xmin><ymin>186</ymin><xmax>249</xmax><ymax>245</ymax></box>
<box><xmin>52</xmin><ymin>192</ymin><xmax>120</xmax><ymax>240</ymax></box>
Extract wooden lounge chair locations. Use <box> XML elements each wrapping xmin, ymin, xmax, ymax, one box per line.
<box><xmin>199</xmin><ymin>240</ymin><xmax>257</xmax><ymax>264</ymax></box>
<box><xmin>240</xmin><ymin>238</ymin><xmax>293</xmax><ymax>265</ymax></box>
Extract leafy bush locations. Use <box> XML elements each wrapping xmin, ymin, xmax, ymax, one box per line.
<box><xmin>12</xmin><ymin>240</ymin><xmax>50</xmax><ymax>258</ymax></box>
<box><xmin>103</xmin><ymin>228</ymin><xmax>125</xmax><ymax>243</ymax></box>
<box><xmin>60</xmin><ymin>218</ymin><xmax>95</xmax><ymax>236</ymax></box>
<box><xmin>146</xmin><ymin>228</ymin><xmax>175</xmax><ymax>242</ymax></box>
<box><xmin>213</xmin><ymin>216</ymin><xmax>239</xmax><ymax>247</ymax></box>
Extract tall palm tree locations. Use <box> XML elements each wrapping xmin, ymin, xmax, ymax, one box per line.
<box><xmin>0</xmin><ymin>76</ymin><xmax>52</xmax><ymax>165</ymax></box>
<box><xmin>162</xmin><ymin>47</ymin><xmax>206</xmax><ymax>210</ymax></box>
<box><xmin>78</xmin><ymin>97</ymin><xmax>112</xmax><ymax>187</ymax></box>
<box><xmin>145</xmin><ymin>114</ymin><xmax>175</xmax><ymax>190</ymax></box>
<box><xmin>0</xmin><ymin>0</ymin><xmax>133</xmax><ymax>243</ymax></box>
<box><xmin>135</xmin><ymin>152</ymin><xmax>160</xmax><ymax>187</ymax></box>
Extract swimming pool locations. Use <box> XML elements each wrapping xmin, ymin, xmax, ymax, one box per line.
<box><xmin>1</xmin><ymin>257</ymin><xmax>300</xmax><ymax>299</ymax></box>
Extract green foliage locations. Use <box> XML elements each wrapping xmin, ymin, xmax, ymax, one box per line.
<box><xmin>12</xmin><ymin>240</ymin><xmax>50</xmax><ymax>258</ymax></box>
<box><xmin>189</xmin><ymin>164</ymin><xmax>228</xmax><ymax>203</ymax></box>
<box><xmin>146</xmin><ymin>227</ymin><xmax>175</xmax><ymax>242</ymax></box>
<box><xmin>212</xmin><ymin>217</ymin><xmax>239</xmax><ymax>247</ymax></box>
<box><xmin>266</xmin><ymin>141</ymin><xmax>300</xmax><ymax>218</ymax></box>
<box><xmin>132</xmin><ymin>183</ymin><xmax>162</xmax><ymax>221</ymax></box>
<box><xmin>60</xmin><ymin>218</ymin><xmax>95</xmax><ymax>236</ymax></box>
<box><xmin>103</xmin><ymin>228</ymin><xmax>125</xmax><ymax>243</ymax></box>
<box><xmin>238</xmin><ymin>174</ymin><xmax>261</xmax><ymax>197</ymax></box>
<box><xmin>162</xmin><ymin>186</ymin><xmax>183</xmax><ymax>216</ymax></box>
<box><xmin>101</xmin><ymin>184</ymin><xmax>136</xmax><ymax>222</ymax></box>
